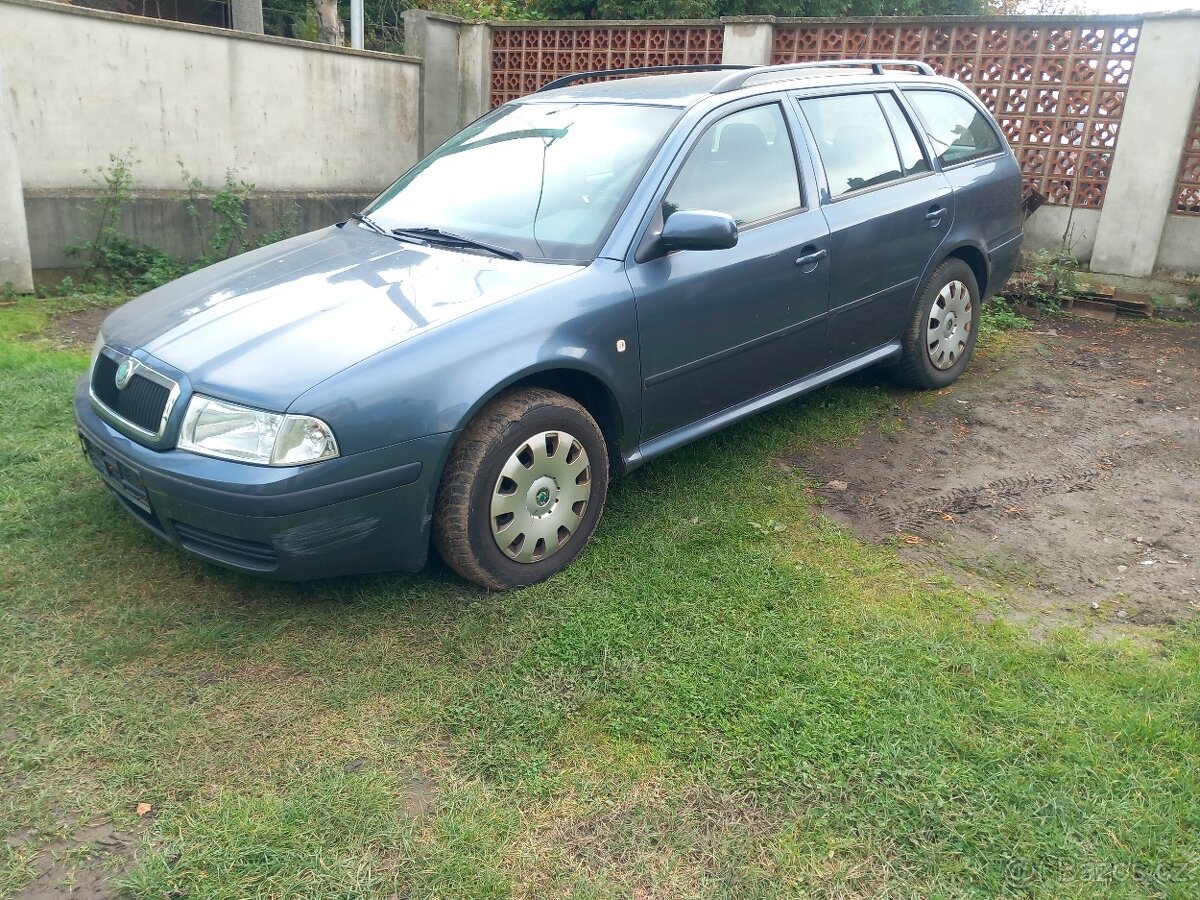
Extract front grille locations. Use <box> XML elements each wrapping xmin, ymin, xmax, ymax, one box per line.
<box><xmin>172</xmin><ymin>521</ymin><xmax>279</xmax><ymax>572</ymax></box>
<box><xmin>91</xmin><ymin>352</ymin><xmax>176</xmax><ymax>437</ymax></box>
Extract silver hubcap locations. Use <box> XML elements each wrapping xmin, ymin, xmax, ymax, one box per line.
<box><xmin>927</xmin><ymin>279</ymin><xmax>973</xmax><ymax>371</ymax></box>
<box><xmin>490</xmin><ymin>430</ymin><xmax>591</xmax><ymax>563</ymax></box>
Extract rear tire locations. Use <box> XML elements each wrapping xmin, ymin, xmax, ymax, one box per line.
<box><xmin>893</xmin><ymin>257</ymin><xmax>981</xmax><ymax>390</ymax></box>
<box><xmin>433</xmin><ymin>388</ymin><xmax>608</xmax><ymax>591</ymax></box>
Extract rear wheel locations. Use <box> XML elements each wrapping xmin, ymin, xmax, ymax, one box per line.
<box><xmin>893</xmin><ymin>257</ymin><xmax>981</xmax><ymax>390</ymax></box>
<box><xmin>433</xmin><ymin>388</ymin><xmax>608</xmax><ymax>591</ymax></box>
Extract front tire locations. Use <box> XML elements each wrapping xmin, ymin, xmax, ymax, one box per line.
<box><xmin>893</xmin><ymin>258</ymin><xmax>981</xmax><ymax>390</ymax></box>
<box><xmin>433</xmin><ymin>388</ymin><xmax>608</xmax><ymax>591</ymax></box>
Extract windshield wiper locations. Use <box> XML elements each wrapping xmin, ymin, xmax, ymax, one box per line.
<box><xmin>349</xmin><ymin>213</ymin><xmax>432</xmax><ymax>248</ymax></box>
<box><xmin>347</xmin><ymin>212</ymin><xmax>391</xmax><ymax>237</ymax></box>
<box><xmin>391</xmin><ymin>227</ymin><xmax>523</xmax><ymax>261</ymax></box>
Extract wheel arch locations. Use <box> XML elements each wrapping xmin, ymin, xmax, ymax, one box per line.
<box><xmin>942</xmin><ymin>242</ymin><xmax>990</xmax><ymax>299</ymax></box>
<box><xmin>450</xmin><ymin>363</ymin><xmax>629</xmax><ymax>479</ymax></box>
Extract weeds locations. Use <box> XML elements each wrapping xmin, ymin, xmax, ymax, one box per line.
<box><xmin>63</xmin><ymin>151</ymin><xmax>181</xmax><ymax>291</ymax></box>
<box><xmin>179</xmin><ymin>164</ymin><xmax>298</xmax><ymax>267</ymax></box>
<box><xmin>59</xmin><ymin>151</ymin><xmax>300</xmax><ymax>296</ymax></box>
<box><xmin>979</xmin><ymin>297</ymin><xmax>1031</xmax><ymax>341</ymax></box>
<box><xmin>1022</xmin><ymin>246</ymin><xmax>1082</xmax><ymax>310</ymax></box>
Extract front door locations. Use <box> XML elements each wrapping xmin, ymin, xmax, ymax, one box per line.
<box><xmin>628</xmin><ymin>101</ymin><xmax>831</xmax><ymax>441</ymax></box>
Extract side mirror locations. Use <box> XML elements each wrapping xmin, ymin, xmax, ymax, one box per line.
<box><xmin>660</xmin><ymin>210</ymin><xmax>738</xmax><ymax>252</ymax></box>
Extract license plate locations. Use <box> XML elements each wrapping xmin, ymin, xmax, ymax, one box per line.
<box><xmin>79</xmin><ymin>431</ymin><xmax>151</xmax><ymax>512</ymax></box>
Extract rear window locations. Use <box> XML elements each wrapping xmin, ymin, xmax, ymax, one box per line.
<box><xmin>904</xmin><ymin>89</ymin><xmax>1004</xmax><ymax>167</ymax></box>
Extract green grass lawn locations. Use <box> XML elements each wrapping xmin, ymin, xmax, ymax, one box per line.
<box><xmin>2</xmin><ymin>296</ymin><xmax>1199</xmax><ymax>898</ymax></box>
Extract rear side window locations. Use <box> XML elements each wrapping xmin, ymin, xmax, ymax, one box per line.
<box><xmin>905</xmin><ymin>89</ymin><xmax>1003</xmax><ymax>166</ymax></box>
<box><xmin>799</xmin><ymin>93</ymin><xmax>909</xmax><ymax>199</ymax></box>
<box><xmin>878</xmin><ymin>93</ymin><xmax>930</xmax><ymax>178</ymax></box>
<box><xmin>663</xmin><ymin>103</ymin><xmax>803</xmax><ymax>226</ymax></box>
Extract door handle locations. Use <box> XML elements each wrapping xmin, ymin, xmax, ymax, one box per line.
<box><xmin>925</xmin><ymin>206</ymin><xmax>947</xmax><ymax>223</ymax></box>
<box><xmin>795</xmin><ymin>247</ymin><xmax>827</xmax><ymax>268</ymax></box>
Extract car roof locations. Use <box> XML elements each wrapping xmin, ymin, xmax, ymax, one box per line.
<box><xmin>521</xmin><ymin>64</ymin><xmax>957</xmax><ymax>108</ymax></box>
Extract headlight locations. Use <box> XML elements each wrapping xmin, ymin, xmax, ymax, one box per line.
<box><xmin>178</xmin><ymin>395</ymin><xmax>339</xmax><ymax>466</ymax></box>
<box><xmin>90</xmin><ymin>331</ymin><xmax>106</xmax><ymax>372</ymax></box>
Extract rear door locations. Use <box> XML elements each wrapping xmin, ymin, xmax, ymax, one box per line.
<box><xmin>795</xmin><ymin>89</ymin><xmax>954</xmax><ymax>362</ymax></box>
<box><xmin>903</xmin><ymin>87</ymin><xmax>1023</xmax><ymax>275</ymax></box>
<box><xmin>628</xmin><ymin>100</ymin><xmax>831</xmax><ymax>441</ymax></box>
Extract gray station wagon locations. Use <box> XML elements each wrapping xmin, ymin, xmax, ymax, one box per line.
<box><xmin>76</xmin><ymin>59</ymin><xmax>1022</xmax><ymax>590</ymax></box>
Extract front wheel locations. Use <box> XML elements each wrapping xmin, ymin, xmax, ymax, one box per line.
<box><xmin>433</xmin><ymin>388</ymin><xmax>608</xmax><ymax>591</ymax></box>
<box><xmin>892</xmin><ymin>258</ymin><xmax>981</xmax><ymax>390</ymax></box>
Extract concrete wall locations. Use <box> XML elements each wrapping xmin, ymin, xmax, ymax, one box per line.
<box><xmin>24</xmin><ymin>190</ymin><xmax>378</xmax><ymax>270</ymax></box>
<box><xmin>721</xmin><ymin>18</ymin><xmax>774</xmax><ymax>66</ymax></box>
<box><xmin>1022</xmin><ymin>206</ymin><xmax>1103</xmax><ymax>264</ymax></box>
<box><xmin>457</xmin><ymin>22</ymin><xmax>493</xmax><ymax>128</ymax></box>
<box><xmin>1157</xmin><ymin>216</ymin><xmax>1200</xmax><ymax>278</ymax></box>
<box><xmin>0</xmin><ymin>0</ymin><xmax>421</xmax><ymax>273</ymax></box>
<box><xmin>402</xmin><ymin>10</ymin><xmax>463</xmax><ymax>156</ymax></box>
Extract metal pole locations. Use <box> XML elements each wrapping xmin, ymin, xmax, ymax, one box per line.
<box><xmin>350</xmin><ymin>0</ymin><xmax>364</xmax><ymax>49</ymax></box>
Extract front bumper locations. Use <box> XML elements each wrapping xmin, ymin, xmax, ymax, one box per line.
<box><xmin>75</xmin><ymin>378</ymin><xmax>455</xmax><ymax>579</ymax></box>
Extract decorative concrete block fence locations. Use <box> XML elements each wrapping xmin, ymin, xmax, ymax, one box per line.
<box><xmin>474</xmin><ymin>13</ymin><xmax>1200</xmax><ymax>279</ymax></box>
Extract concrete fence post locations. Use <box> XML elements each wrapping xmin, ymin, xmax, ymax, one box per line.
<box><xmin>402</xmin><ymin>9</ymin><xmax>468</xmax><ymax>157</ymax></box>
<box><xmin>721</xmin><ymin>17</ymin><xmax>774</xmax><ymax>67</ymax></box>
<box><xmin>1089</xmin><ymin>14</ymin><xmax>1200</xmax><ymax>278</ymax></box>
<box><xmin>0</xmin><ymin>47</ymin><xmax>33</xmax><ymax>293</ymax></box>
<box><xmin>229</xmin><ymin>0</ymin><xmax>264</xmax><ymax>35</ymax></box>
<box><xmin>457</xmin><ymin>21</ymin><xmax>492</xmax><ymax>126</ymax></box>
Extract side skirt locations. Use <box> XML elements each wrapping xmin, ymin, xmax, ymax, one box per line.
<box><xmin>624</xmin><ymin>342</ymin><xmax>902</xmax><ymax>471</ymax></box>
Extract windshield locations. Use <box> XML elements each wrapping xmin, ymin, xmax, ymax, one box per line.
<box><xmin>365</xmin><ymin>102</ymin><xmax>682</xmax><ymax>262</ymax></box>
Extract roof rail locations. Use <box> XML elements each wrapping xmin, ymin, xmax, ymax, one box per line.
<box><xmin>710</xmin><ymin>59</ymin><xmax>936</xmax><ymax>93</ymax></box>
<box><xmin>536</xmin><ymin>64</ymin><xmax>751</xmax><ymax>93</ymax></box>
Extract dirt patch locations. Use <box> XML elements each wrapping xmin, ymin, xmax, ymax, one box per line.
<box><xmin>784</xmin><ymin>315</ymin><xmax>1199</xmax><ymax>633</ymax></box>
<box><xmin>9</xmin><ymin>819</ymin><xmax>144</xmax><ymax>900</ymax></box>
<box><xmin>47</xmin><ymin>306</ymin><xmax>110</xmax><ymax>350</ymax></box>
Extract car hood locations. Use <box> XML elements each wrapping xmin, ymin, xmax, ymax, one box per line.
<box><xmin>102</xmin><ymin>225</ymin><xmax>583</xmax><ymax>411</ymax></box>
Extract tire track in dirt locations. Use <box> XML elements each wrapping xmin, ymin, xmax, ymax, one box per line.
<box><xmin>785</xmin><ymin>313</ymin><xmax>1200</xmax><ymax>628</ymax></box>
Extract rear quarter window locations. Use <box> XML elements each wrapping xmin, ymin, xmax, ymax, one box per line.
<box><xmin>904</xmin><ymin>89</ymin><xmax>1004</xmax><ymax>167</ymax></box>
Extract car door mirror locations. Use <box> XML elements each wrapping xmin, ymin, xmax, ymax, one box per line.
<box><xmin>660</xmin><ymin>210</ymin><xmax>738</xmax><ymax>252</ymax></box>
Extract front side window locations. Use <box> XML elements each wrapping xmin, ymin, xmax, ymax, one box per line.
<box><xmin>905</xmin><ymin>89</ymin><xmax>1004</xmax><ymax>167</ymax></box>
<box><xmin>366</xmin><ymin>102</ymin><xmax>681</xmax><ymax>261</ymax></box>
<box><xmin>800</xmin><ymin>92</ymin><xmax>908</xmax><ymax>199</ymax></box>
<box><xmin>663</xmin><ymin>103</ymin><xmax>803</xmax><ymax>226</ymax></box>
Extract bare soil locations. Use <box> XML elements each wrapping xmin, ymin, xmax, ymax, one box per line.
<box><xmin>784</xmin><ymin>313</ymin><xmax>1200</xmax><ymax>634</ymax></box>
<box><xmin>48</xmin><ymin>306</ymin><xmax>110</xmax><ymax>350</ymax></box>
<box><xmin>8</xmin><ymin>819</ymin><xmax>143</xmax><ymax>900</ymax></box>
